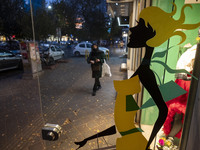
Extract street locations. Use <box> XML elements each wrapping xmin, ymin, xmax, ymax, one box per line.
<box><xmin>0</xmin><ymin>46</ymin><xmax>127</xmax><ymax>150</ymax></box>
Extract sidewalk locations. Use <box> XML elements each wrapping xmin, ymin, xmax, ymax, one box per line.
<box><xmin>0</xmin><ymin>75</ymin><xmax>45</xmax><ymax>150</ymax></box>
<box><xmin>40</xmin><ymin>56</ymin><xmax>126</xmax><ymax>150</ymax></box>
<box><xmin>0</xmin><ymin>50</ymin><xmax>126</xmax><ymax>150</ymax></box>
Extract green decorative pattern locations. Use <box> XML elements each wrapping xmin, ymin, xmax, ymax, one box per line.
<box><xmin>126</xmin><ymin>95</ymin><xmax>140</xmax><ymax>111</ymax></box>
<box><xmin>120</xmin><ymin>128</ymin><xmax>144</xmax><ymax>136</ymax></box>
<box><xmin>140</xmin><ymin>80</ymin><xmax>187</xmax><ymax>109</ymax></box>
<box><xmin>152</xmin><ymin>46</ymin><xmax>174</xmax><ymax>59</ymax></box>
<box><xmin>151</xmin><ymin>60</ymin><xmax>198</xmax><ymax>80</ymax></box>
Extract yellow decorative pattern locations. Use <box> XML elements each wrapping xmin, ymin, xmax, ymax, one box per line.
<box><xmin>113</xmin><ymin>75</ymin><xmax>147</xmax><ymax>150</ymax></box>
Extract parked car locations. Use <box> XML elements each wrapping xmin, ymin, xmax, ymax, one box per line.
<box><xmin>39</xmin><ymin>45</ymin><xmax>64</xmax><ymax>65</ymax></box>
<box><xmin>0</xmin><ymin>40</ymin><xmax>21</xmax><ymax>55</ymax></box>
<box><xmin>60</xmin><ymin>41</ymin><xmax>67</xmax><ymax>45</ymax></box>
<box><xmin>40</xmin><ymin>43</ymin><xmax>50</xmax><ymax>47</ymax></box>
<box><xmin>73</xmin><ymin>42</ymin><xmax>109</xmax><ymax>56</ymax></box>
<box><xmin>0</xmin><ymin>49</ymin><xmax>23</xmax><ymax>72</ymax></box>
<box><xmin>0</xmin><ymin>41</ymin><xmax>6</xmax><ymax>47</ymax></box>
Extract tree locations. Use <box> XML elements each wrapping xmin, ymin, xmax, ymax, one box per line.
<box><xmin>20</xmin><ymin>0</ymin><xmax>57</xmax><ymax>41</ymax></box>
<box><xmin>34</xmin><ymin>6</ymin><xmax>56</xmax><ymax>41</ymax></box>
<box><xmin>51</xmin><ymin>0</ymin><xmax>79</xmax><ymax>39</ymax></box>
<box><xmin>21</xmin><ymin>11</ymin><xmax>33</xmax><ymax>40</ymax></box>
<box><xmin>0</xmin><ymin>0</ymin><xmax>25</xmax><ymax>40</ymax></box>
<box><xmin>0</xmin><ymin>0</ymin><xmax>109</xmax><ymax>42</ymax></box>
<box><xmin>78</xmin><ymin>0</ymin><xmax>109</xmax><ymax>41</ymax></box>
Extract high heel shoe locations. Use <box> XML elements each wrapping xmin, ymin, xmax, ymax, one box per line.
<box><xmin>74</xmin><ymin>140</ymin><xmax>87</xmax><ymax>149</ymax></box>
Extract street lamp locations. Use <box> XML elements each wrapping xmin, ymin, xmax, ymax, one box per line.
<box><xmin>48</xmin><ymin>5</ymin><xmax>52</xmax><ymax>10</ymax></box>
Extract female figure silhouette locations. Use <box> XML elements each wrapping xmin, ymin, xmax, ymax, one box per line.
<box><xmin>75</xmin><ymin>4</ymin><xmax>200</xmax><ymax>150</ymax></box>
<box><xmin>127</xmin><ymin>17</ymin><xmax>167</xmax><ymax>150</ymax></box>
<box><xmin>128</xmin><ymin>5</ymin><xmax>199</xmax><ymax>149</ymax></box>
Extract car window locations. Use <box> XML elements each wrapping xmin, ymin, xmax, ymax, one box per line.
<box><xmin>0</xmin><ymin>50</ymin><xmax>13</xmax><ymax>57</ymax></box>
<box><xmin>5</xmin><ymin>41</ymin><xmax>20</xmax><ymax>50</ymax></box>
<box><xmin>79</xmin><ymin>44</ymin><xmax>85</xmax><ymax>48</ymax></box>
<box><xmin>6</xmin><ymin>52</ymin><xmax>14</xmax><ymax>57</ymax></box>
<box><xmin>51</xmin><ymin>46</ymin><xmax>56</xmax><ymax>51</ymax></box>
<box><xmin>86</xmin><ymin>44</ymin><xmax>92</xmax><ymax>48</ymax></box>
<box><xmin>55</xmin><ymin>46</ymin><xmax>61</xmax><ymax>51</ymax></box>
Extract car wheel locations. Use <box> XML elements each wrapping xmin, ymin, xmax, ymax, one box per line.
<box><xmin>48</xmin><ymin>57</ymin><xmax>55</xmax><ymax>65</ymax></box>
<box><xmin>74</xmin><ymin>51</ymin><xmax>80</xmax><ymax>57</ymax></box>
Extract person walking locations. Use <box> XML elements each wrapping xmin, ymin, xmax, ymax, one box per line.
<box><xmin>87</xmin><ymin>44</ymin><xmax>105</xmax><ymax>96</ymax></box>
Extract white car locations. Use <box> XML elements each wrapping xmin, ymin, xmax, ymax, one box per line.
<box><xmin>39</xmin><ymin>45</ymin><xmax>64</xmax><ymax>64</ymax></box>
<box><xmin>73</xmin><ymin>42</ymin><xmax>109</xmax><ymax>56</ymax></box>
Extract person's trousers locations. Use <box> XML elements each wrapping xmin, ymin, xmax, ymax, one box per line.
<box><xmin>93</xmin><ymin>78</ymin><xmax>100</xmax><ymax>91</ymax></box>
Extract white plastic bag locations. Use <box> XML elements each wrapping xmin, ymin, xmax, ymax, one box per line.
<box><xmin>102</xmin><ymin>59</ymin><xmax>112</xmax><ymax>77</ymax></box>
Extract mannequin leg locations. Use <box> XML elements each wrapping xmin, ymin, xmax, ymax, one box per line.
<box><xmin>167</xmin><ymin>113</ymin><xmax>183</xmax><ymax>138</ymax></box>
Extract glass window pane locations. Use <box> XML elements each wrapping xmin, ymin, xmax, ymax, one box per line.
<box><xmin>79</xmin><ymin>44</ymin><xmax>85</xmax><ymax>48</ymax></box>
<box><xmin>86</xmin><ymin>44</ymin><xmax>92</xmax><ymax>48</ymax></box>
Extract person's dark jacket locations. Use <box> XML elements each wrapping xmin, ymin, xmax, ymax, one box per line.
<box><xmin>87</xmin><ymin>50</ymin><xmax>105</xmax><ymax>78</ymax></box>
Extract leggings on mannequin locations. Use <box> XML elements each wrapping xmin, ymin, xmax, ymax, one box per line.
<box><xmin>163</xmin><ymin>79</ymin><xmax>191</xmax><ymax>138</ymax></box>
<box><xmin>167</xmin><ymin>113</ymin><xmax>183</xmax><ymax>138</ymax></box>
